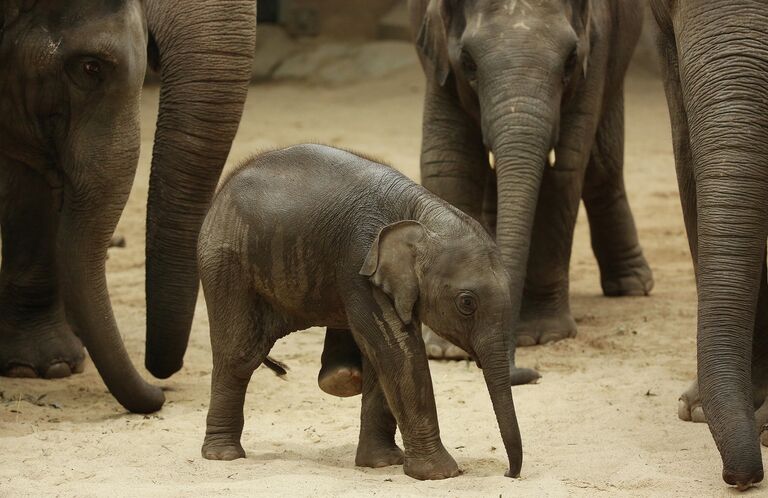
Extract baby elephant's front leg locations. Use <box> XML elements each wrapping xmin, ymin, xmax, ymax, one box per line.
<box><xmin>348</xmin><ymin>296</ymin><xmax>459</xmax><ymax>480</ymax></box>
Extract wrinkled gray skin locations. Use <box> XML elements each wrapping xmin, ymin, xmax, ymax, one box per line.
<box><xmin>198</xmin><ymin>144</ymin><xmax>524</xmax><ymax>480</ymax></box>
<box><xmin>409</xmin><ymin>0</ymin><xmax>654</xmax><ymax>362</ymax></box>
<box><xmin>0</xmin><ymin>0</ymin><xmax>255</xmax><ymax>413</ymax></box>
<box><xmin>652</xmin><ymin>0</ymin><xmax>768</xmax><ymax>490</ymax></box>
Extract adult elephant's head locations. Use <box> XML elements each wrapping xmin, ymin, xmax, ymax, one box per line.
<box><xmin>415</xmin><ymin>0</ymin><xmax>592</xmax><ymax>331</ymax></box>
<box><xmin>0</xmin><ymin>0</ymin><xmax>164</xmax><ymax>413</ymax></box>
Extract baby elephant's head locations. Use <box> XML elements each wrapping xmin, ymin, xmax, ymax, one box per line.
<box><xmin>360</xmin><ymin>220</ymin><xmax>512</xmax><ymax>359</ymax></box>
<box><xmin>360</xmin><ymin>220</ymin><xmax>522</xmax><ymax>477</ymax></box>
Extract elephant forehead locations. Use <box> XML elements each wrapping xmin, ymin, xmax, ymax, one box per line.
<box><xmin>502</xmin><ymin>0</ymin><xmax>560</xmax><ymax>15</ymax></box>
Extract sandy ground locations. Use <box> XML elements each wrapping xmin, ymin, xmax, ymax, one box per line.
<box><xmin>0</xmin><ymin>65</ymin><xmax>756</xmax><ymax>497</ymax></box>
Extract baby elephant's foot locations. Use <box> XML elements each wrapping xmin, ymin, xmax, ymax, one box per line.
<box><xmin>601</xmin><ymin>255</ymin><xmax>654</xmax><ymax>297</ymax></box>
<box><xmin>517</xmin><ymin>304</ymin><xmax>577</xmax><ymax>347</ymax></box>
<box><xmin>423</xmin><ymin>326</ymin><xmax>470</xmax><ymax>360</ymax></box>
<box><xmin>678</xmin><ymin>379</ymin><xmax>706</xmax><ymax>423</ymax></box>
<box><xmin>356</xmin><ymin>441</ymin><xmax>404</xmax><ymax>468</ymax></box>
<box><xmin>202</xmin><ymin>438</ymin><xmax>246</xmax><ymax>461</ymax></box>
<box><xmin>403</xmin><ymin>445</ymin><xmax>460</xmax><ymax>480</ymax></box>
<box><xmin>318</xmin><ymin>364</ymin><xmax>362</xmax><ymax>397</ymax></box>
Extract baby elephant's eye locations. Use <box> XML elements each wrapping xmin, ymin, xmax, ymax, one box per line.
<box><xmin>455</xmin><ymin>291</ymin><xmax>478</xmax><ymax>316</ymax></box>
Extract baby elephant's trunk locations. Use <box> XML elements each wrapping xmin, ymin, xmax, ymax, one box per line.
<box><xmin>473</xmin><ymin>334</ymin><xmax>523</xmax><ymax>477</ymax></box>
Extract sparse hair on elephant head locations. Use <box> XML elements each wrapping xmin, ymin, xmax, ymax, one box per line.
<box><xmin>416</xmin><ymin>0</ymin><xmax>593</xmax><ymax>90</ymax></box>
<box><xmin>359</xmin><ymin>220</ymin><xmax>432</xmax><ymax>325</ymax></box>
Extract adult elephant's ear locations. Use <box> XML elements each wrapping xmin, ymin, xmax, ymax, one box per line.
<box><xmin>416</xmin><ymin>0</ymin><xmax>455</xmax><ymax>86</ymax></box>
<box><xmin>360</xmin><ymin>221</ymin><xmax>427</xmax><ymax>325</ymax></box>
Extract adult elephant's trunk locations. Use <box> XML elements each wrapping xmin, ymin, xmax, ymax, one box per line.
<box><xmin>675</xmin><ymin>13</ymin><xmax>768</xmax><ymax>486</ymax></box>
<box><xmin>473</xmin><ymin>332</ymin><xmax>523</xmax><ymax>477</ymax></box>
<box><xmin>58</xmin><ymin>100</ymin><xmax>164</xmax><ymax>414</ymax></box>
<box><xmin>696</xmin><ymin>174</ymin><xmax>765</xmax><ymax>487</ymax></box>
<box><xmin>143</xmin><ymin>0</ymin><xmax>257</xmax><ymax>379</ymax></box>
<box><xmin>482</xmin><ymin>81</ymin><xmax>558</xmax><ymax>366</ymax></box>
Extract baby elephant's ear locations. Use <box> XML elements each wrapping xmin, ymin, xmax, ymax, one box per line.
<box><xmin>360</xmin><ymin>220</ymin><xmax>426</xmax><ymax>325</ymax></box>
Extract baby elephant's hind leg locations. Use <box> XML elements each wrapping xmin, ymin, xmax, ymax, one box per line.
<box><xmin>355</xmin><ymin>354</ymin><xmax>404</xmax><ymax>468</ymax></box>
<box><xmin>318</xmin><ymin>328</ymin><xmax>363</xmax><ymax>397</ymax></box>
<box><xmin>201</xmin><ymin>266</ymin><xmax>274</xmax><ymax>461</ymax></box>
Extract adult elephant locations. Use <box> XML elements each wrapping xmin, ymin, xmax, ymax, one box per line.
<box><xmin>0</xmin><ymin>0</ymin><xmax>256</xmax><ymax>413</ymax></box>
<box><xmin>409</xmin><ymin>0</ymin><xmax>653</xmax><ymax>362</ymax></box>
<box><xmin>652</xmin><ymin>0</ymin><xmax>768</xmax><ymax>490</ymax></box>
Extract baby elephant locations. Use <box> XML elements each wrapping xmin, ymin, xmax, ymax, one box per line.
<box><xmin>198</xmin><ymin>144</ymin><xmax>523</xmax><ymax>480</ymax></box>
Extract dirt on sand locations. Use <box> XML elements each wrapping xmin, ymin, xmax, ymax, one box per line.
<box><xmin>0</xmin><ymin>65</ymin><xmax>749</xmax><ymax>496</ymax></box>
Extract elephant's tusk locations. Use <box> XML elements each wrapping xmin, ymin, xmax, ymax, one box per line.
<box><xmin>548</xmin><ymin>148</ymin><xmax>556</xmax><ymax>168</ymax></box>
<box><xmin>489</xmin><ymin>151</ymin><xmax>496</xmax><ymax>169</ymax></box>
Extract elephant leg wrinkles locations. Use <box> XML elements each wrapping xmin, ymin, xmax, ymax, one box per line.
<box><xmin>346</xmin><ymin>288</ymin><xmax>459</xmax><ymax>480</ymax></box>
<box><xmin>583</xmin><ymin>89</ymin><xmax>654</xmax><ymax>298</ymax></box>
<box><xmin>0</xmin><ymin>164</ymin><xmax>84</xmax><ymax>379</ymax></box>
<box><xmin>355</xmin><ymin>354</ymin><xmax>404</xmax><ymax>468</ymax></box>
<box><xmin>201</xmin><ymin>259</ymin><xmax>282</xmax><ymax>461</ymax></box>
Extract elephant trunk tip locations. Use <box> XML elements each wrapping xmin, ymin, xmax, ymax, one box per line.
<box><xmin>724</xmin><ymin>467</ymin><xmax>763</xmax><ymax>491</ymax></box>
<box><xmin>145</xmin><ymin>355</ymin><xmax>184</xmax><ymax>380</ymax></box>
<box><xmin>122</xmin><ymin>387</ymin><xmax>166</xmax><ymax>415</ymax></box>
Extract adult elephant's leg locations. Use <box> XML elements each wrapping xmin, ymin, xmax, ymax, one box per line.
<box><xmin>419</xmin><ymin>81</ymin><xmax>487</xmax><ymax>360</ymax></box>
<box><xmin>420</xmin><ymin>81</ymin><xmax>488</xmax><ymax>219</ymax></box>
<box><xmin>143</xmin><ymin>0</ymin><xmax>257</xmax><ymax>379</ymax></box>
<box><xmin>355</xmin><ymin>354</ymin><xmax>404</xmax><ymax>468</ymax></box>
<box><xmin>317</xmin><ymin>328</ymin><xmax>363</xmax><ymax>397</ymax></box>
<box><xmin>0</xmin><ymin>166</ymin><xmax>83</xmax><ymax>378</ymax></box>
<box><xmin>582</xmin><ymin>89</ymin><xmax>653</xmax><ymax>297</ymax></box>
<box><xmin>517</xmin><ymin>157</ymin><xmax>582</xmax><ymax>346</ymax></box>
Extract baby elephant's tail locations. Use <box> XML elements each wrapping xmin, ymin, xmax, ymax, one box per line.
<box><xmin>263</xmin><ymin>356</ymin><xmax>289</xmax><ymax>377</ymax></box>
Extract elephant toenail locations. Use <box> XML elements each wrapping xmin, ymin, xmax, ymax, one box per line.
<box><xmin>44</xmin><ymin>362</ymin><xmax>72</xmax><ymax>379</ymax></box>
<box><xmin>5</xmin><ymin>364</ymin><xmax>38</xmax><ymax>378</ymax></box>
<box><xmin>71</xmin><ymin>361</ymin><xmax>85</xmax><ymax>374</ymax></box>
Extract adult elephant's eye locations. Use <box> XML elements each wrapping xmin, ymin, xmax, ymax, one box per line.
<box><xmin>455</xmin><ymin>291</ymin><xmax>478</xmax><ymax>316</ymax></box>
<box><xmin>66</xmin><ymin>56</ymin><xmax>110</xmax><ymax>91</ymax></box>
<box><xmin>83</xmin><ymin>60</ymin><xmax>102</xmax><ymax>78</ymax></box>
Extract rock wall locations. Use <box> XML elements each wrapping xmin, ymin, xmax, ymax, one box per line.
<box><xmin>281</xmin><ymin>0</ymin><xmax>401</xmax><ymax>38</ymax></box>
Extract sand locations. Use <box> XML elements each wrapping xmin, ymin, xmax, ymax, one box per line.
<box><xmin>0</xmin><ymin>66</ymin><xmax>751</xmax><ymax>497</ymax></box>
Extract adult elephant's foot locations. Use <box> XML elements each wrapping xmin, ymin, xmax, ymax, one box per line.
<box><xmin>355</xmin><ymin>440</ymin><xmax>404</xmax><ymax>468</ymax></box>
<box><xmin>517</xmin><ymin>294</ymin><xmax>577</xmax><ymax>346</ymax></box>
<box><xmin>600</xmin><ymin>254</ymin><xmax>654</xmax><ymax>297</ymax></box>
<box><xmin>403</xmin><ymin>445</ymin><xmax>460</xmax><ymax>480</ymax></box>
<box><xmin>677</xmin><ymin>379</ymin><xmax>707</xmax><ymax>423</ymax></box>
<box><xmin>201</xmin><ymin>438</ymin><xmax>246</xmax><ymax>460</ymax></box>
<box><xmin>756</xmin><ymin>399</ymin><xmax>768</xmax><ymax>447</ymax></box>
<box><xmin>423</xmin><ymin>326</ymin><xmax>470</xmax><ymax>360</ymax></box>
<box><xmin>0</xmin><ymin>309</ymin><xmax>85</xmax><ymax>379</ymax></box>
